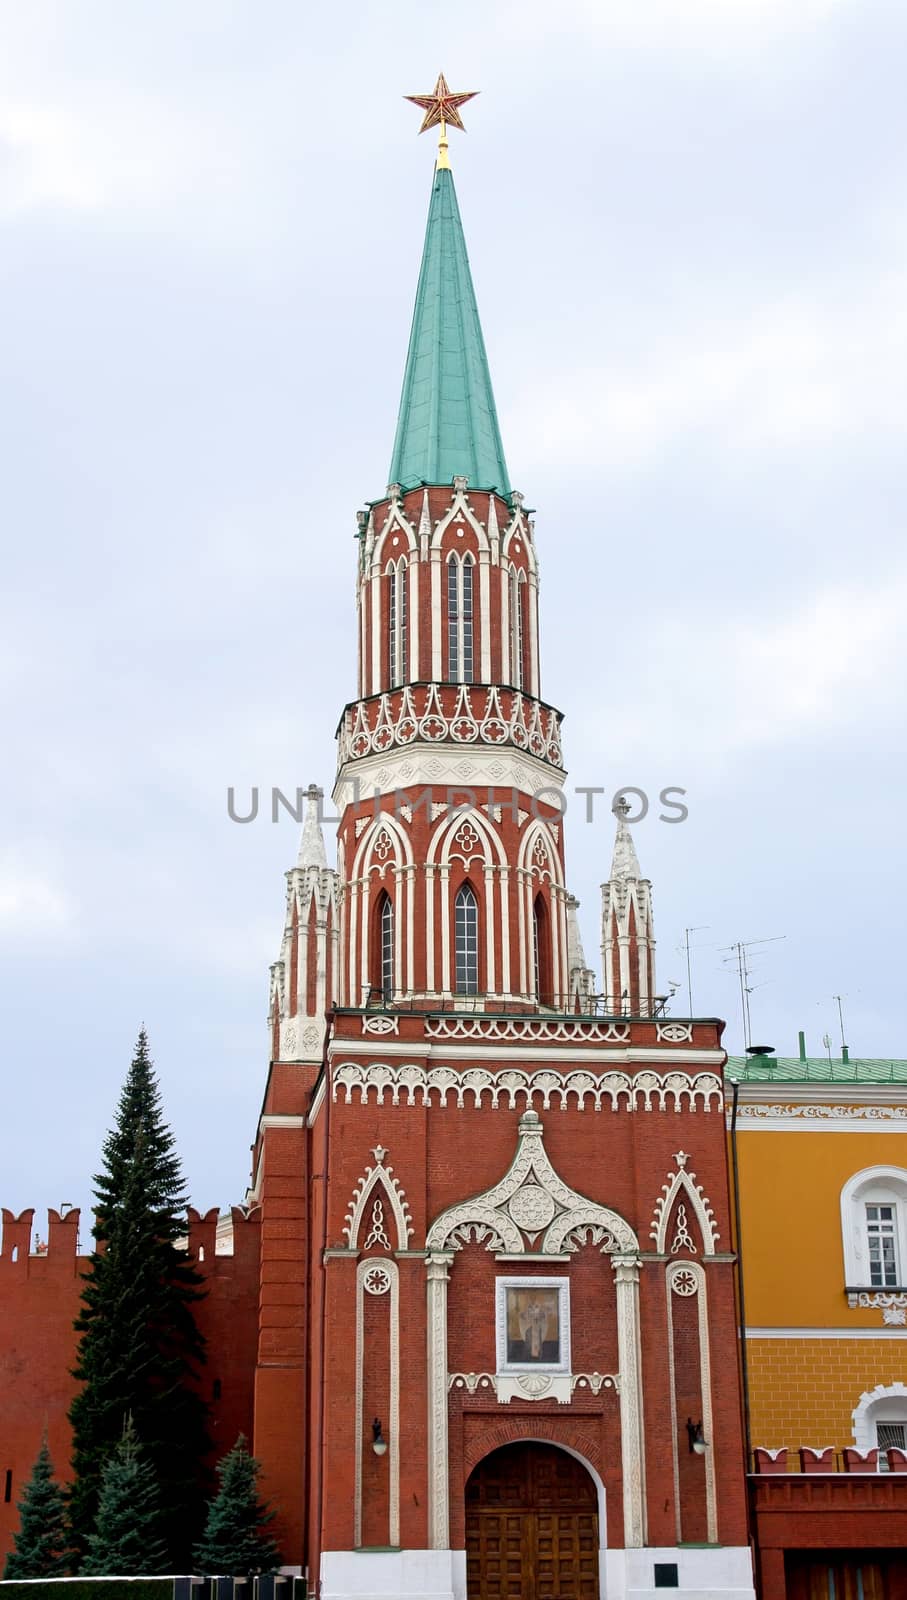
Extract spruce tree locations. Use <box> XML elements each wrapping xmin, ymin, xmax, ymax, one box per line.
<box><xmin>82</xmin><ymin>1418</ymin><xmax>169</xmax><ymax>1576</ymax></box>
<box><xmin>3</xmin><ymin>1438</ymin><xmax>70</xmax><ymax>1579</ymax></box>
<box><xmin>193</xmin><ymin>1436</ymin><xmax>281</xmax><ymax>1576</ymax></box>
<box><xmin>68</xmin><ymin>1028</ymin><xmax>209</xmax><ymax>1566</ymax></box>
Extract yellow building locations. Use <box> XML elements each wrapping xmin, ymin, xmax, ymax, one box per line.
<box><xmin>729</xmin><ymin>1047</ymin><xmax>907</xmax><ymax>1465</ymax></box>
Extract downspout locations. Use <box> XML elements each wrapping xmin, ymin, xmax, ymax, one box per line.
<box><xmin>730</xmin><ymin>1078</ymin><xmax>753</xmax><ymax>1471</ymax></box>
<box><xmin>312</xmin><ymin>1014</ymin><xmax>334</xmax><ymax>1597</ymax></box>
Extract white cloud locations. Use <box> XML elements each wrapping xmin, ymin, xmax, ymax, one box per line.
<box><xmin>509</xmin><ymin>289</ymin><xmax>907</xmax><ymax>472</ymax></box>
<box><xmin>581</xmin><ymin>571</ymin><xmax>907</xmax><ymax>762</ymax></box>
<box><xmin>0</xmin><ymin>857</ymin><xmax>74</xmax><ymax>932</ymax></box>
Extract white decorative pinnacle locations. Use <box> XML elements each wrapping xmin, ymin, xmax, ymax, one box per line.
<box><xmin>650</xmin><ymin>1150</ymin><xmax>719</xmax><ymax>1255</ymax></box>
<box><xmin>297</xmin><ymin>784</ymin><xmax>328</xmax><ymax>869</ymax></box>
<box><xmin>343</xmin><ymin>1146</ymin><xmax>413</xmax><ymax>1251</ymax></box>
<box><xmin>610</xmin><ymin>798</ymin><xmax>642</xmax><ymax>881</ymax></box>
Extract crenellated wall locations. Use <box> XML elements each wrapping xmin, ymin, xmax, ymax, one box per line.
<box><xmin>0</xmin><ymin>1203</ymin><xmax>261</xmax><ymax>1567</ymax></box>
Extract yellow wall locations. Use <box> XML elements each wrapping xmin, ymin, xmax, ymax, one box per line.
<box><xmin>734</xmin><ymin>1121</ymin><xmax>907</xmax><ymax>1451</ymax></box>
<box><xmin>747</xmin><ymin>1338</ymin><xmax>906</xmax><ymax>1449</ymax></box>
<box><xmin>735</xmin><ymin>1127</ymin><xmax>907</xmax><ymax>1327</ymax></box>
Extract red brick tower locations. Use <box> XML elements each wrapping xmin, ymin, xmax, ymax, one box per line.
<box><xmin>252</xmin><ymin>86</ymin><xmax>755</xmax><ymax>1600</ymax></box>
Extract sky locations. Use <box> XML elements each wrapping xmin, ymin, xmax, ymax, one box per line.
<box><xmin>1</xmin><ymin>0</ymin><xmax>905</xmax><ymax>1226</ymax></box>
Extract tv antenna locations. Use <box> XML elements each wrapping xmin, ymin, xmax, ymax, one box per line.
<box><xmin>832</xmin><ymin>993</ymin><xmax>848</xmax><ymax>1056</ymax></box>
<box><xmin>680</xmin><ymin>926</ymin><xmax>709</xmax><ymax>1015</ymax></box>
<box><xmin>719</xmin><ymin>936</ymin><xmax>786</xmax><ymax>1050</ymax></box>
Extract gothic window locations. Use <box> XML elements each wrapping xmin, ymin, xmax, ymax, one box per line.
<box><xmin>380</xmin><ymin>894</ymin><xmax>394</xmax><ymax>1003</ymax></box>
<box><xmin>454</xmin><ymin>882</ymin><xmax>479</xmax><ymax>995</ymax></box>
<box><xmin>372</xmin><ymin>891</ymin><xmax>394</xmax><ymax>1003</ymax></box>
<box><xmin>387</xmin><ymin>561</ymin><xmax>407</xmax><ymax>688</ymax></box>
<box><xmin>533</xmin><ymin>893</ymin><xmax>552</xmax><ymax>1007</ymax></box>
<box><xmin>509</xmin><ymin>566</ymin><xmax>526</xmax><ymax>690</ymax></box>
<box><xmin>840</xmin><ymin>1168</ymin><xmax>907</xmax><ymax>1288</ymax></box>
<box><xmin>447</xmin><ymin>554</ymin><xmax>474</xmax><ymax>683</ymax></box>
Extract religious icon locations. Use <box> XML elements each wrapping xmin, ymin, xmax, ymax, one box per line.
<box><xmin>505</xmin><ymin>1286</ymin><xmax>560</xmax><ymax>1365</ymax></box>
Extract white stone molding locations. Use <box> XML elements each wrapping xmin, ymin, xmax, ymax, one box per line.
<box><xmin>354</xmin><ymin>1256</ymin><xmax>400</xmax><ymax>1550</ymax></box>
<box><xmin>336</xmin><ymin>682</ymin><xmax>564</xmax><ymax>770</ymax></box>
<box><xmin>426</xmin><ymin>1014</ymin><xmax>631</xmax><ymax>1045</ymax></box>
<box><xmin>848</xmin><ymin>1292</ymin><xmax>907</xmax><ymax>1325</ymax></box>
<box><xmin>426</xmin><ymin>1252</ymin><xmax>453</xmax><ymax>1550</ymax></box>
<box><xmin>448</xmin><ymin>1371</ymin><xmax>497</xmax><ymax>1394</ymax></box>
<box><xmin>650</xmin><ymin>1151</ymin><xmax>719</xmax><ymax>1255</ymax></box>
<box><xmin>657</xmin><ymin>1022</ymin><xmax>693</xmax><ymax>1043</ymax></box>
<box><xmin>343</xmin><ymin>1145</ymin><xmax>413</xmax><ymax>1251</ymax></box>
<box><xmin>840</xmin><ymin>1165</ymin><xmax>907</xmax><ymax>1290</ymax></box>
<box><xmin>447</xmin><ymin>1369</ymin><xmax>619</xmax><ymax>1401</ymax></box>
<box><xmin>425</xmin><ymin>1109</ymin><xmax>638</xmax><ymax>1258</ymax></box>
<box><xmin>361</xmin><ymin>1014</ymin><xmax>399</xmax><ymax>1035</ymax></box>
<box><xmin>333</xmin><ymin>1060</ymin><xmax>724</xmax><ymax>1114</ymax></box>
<box><xmin>613</xmin><ymin>1255</ymin><xmax>646</xmax><ymax>1548</ymax></box>
<box><xmin>852</xmin><ymin>1382</ymin><xmax>907</xmax><ymax>1451</ymax></box>
<box><xmin>665</xmin><ymin>1259</ymin><xmax>717</xmax><ymax>1545</ymax></box>
<box><xmin>734</xmin><ymin>1102</ymin><xmax>907</xmax><ymax>1123</ymax></box>
<box><xmin>496</xmin><ymin>1373</ymin><xmax>574</xmax><ymax>1404</ymax></box>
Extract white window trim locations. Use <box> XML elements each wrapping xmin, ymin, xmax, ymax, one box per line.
<box><xmin>852</xmin><ymin>1381</ymin><xmax>907</xmax><ymax>1465</ymax></box>
<box><xmin>840</xmin><ymin>1166</ymin><xmax>907</xmax><ymax>1289</ymax></box>
<box><xmin>495</xmin><ymin>1275</ymin><xmax>571</xmax><ymax>1377</ymax></box>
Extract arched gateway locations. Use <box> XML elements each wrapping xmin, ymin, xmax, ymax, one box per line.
<box><xmin>466</xmin><ymin>1442</ymin><xmax>600</xmax><ymax>1600</ymax></box>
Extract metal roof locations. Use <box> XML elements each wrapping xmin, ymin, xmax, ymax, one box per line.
<box><xmin>388</xmin><ymin>166</ymin><xmax>511</xmax><ymax>495</ymax></box>
<box><xmin>725</xmin><ymin>1055</ymin><xmax>907</xmax><ymax>1084</ymax></box>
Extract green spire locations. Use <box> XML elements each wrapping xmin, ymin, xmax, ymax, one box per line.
<box><xmin>389</xmin><ymin>166</ymin><xmax>511</xmax><ymax>495</ymax></box>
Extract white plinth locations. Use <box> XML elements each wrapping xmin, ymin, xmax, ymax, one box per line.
<box><xmin>320</xmin><ymin>1548</ymin><xmax>466</xmax><ymax>1600</ymax></box>
<box><xmin>606</xmin><ymin>1545</ymin><xmax>756</xmax><ymax>1600</ymax></box>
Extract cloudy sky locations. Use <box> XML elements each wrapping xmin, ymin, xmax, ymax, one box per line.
<box><xmin>2</xmin><ymin>0</ymin><xmax>905</xmax><ymax>1225</ymax></box>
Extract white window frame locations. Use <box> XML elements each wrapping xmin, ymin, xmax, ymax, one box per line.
<box><xmin>840</xmin><ymin>1167</ymin><xmax>907</xmax><ymax>1289</ymax></box>
<box><xmin>387</xmin><ymin>559</ymin><xmax>407</xmax><ymax>688</ymax></box>
<box><xmin>852</xmin><ymin>1382</ymin><xmax>907</xmax><ymax>1470</ymax></box>
<box><xmin>446</xmin><ymin>554</ymin><xmax>474</xmax><ymax>683</ymax></box>
<box><xmin>495</xmin><ymin>1276</ymin><xmax>571</xmax><ymax>1377</ymax></box>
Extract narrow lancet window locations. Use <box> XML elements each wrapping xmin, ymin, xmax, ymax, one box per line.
<box><xmin>454</xmin><ymin>882</ymin><xmax>479</xmax><ymax>995</ymax></box>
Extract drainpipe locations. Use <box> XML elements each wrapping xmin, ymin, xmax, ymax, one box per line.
<box><xmin>730</xmin><ymin>1080</ymin><xmax>752</xmax><ymax>1468</ymax></box>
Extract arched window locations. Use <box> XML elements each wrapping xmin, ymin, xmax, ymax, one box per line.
<box><xmin>509</xmin><ymin>567</ymin><xmax>525</xmax><ymax>690</ymax></box>
<box><xmin>387</xmin><ymin>561</ymin><xmax>407</xmax><ymax>688</ymax></box>
<box><xmin>447</xmin><ymin>555</ymin><xmax>474</xmax><ymax>682</ymax></box>
<box><xmin>372</xmin><ymin>891</ymin><xmax>394</xmax><ymax>1003</ymax></box>
<box><xmin>380</xmin><ymin>894</ymin><xmax>394</xmax><ymax>1003</ymax></box>
<box><xmin>454</xmin><ymin>882</ymin><xmax>479</xmax><ymax>995</ymax></box>
<box><xmin>533</xmin><ymin>893</ymin><xmax>552</xmax><ymax>1007</ymax></box>
<box><xmin>840</xmin><ymin>1168</ymin><xmax>907</xmax><ymax>1289</ymax></box>
<box><xmin>852</xmin><ymin>1383</ymin><xmax>907</xmax><ymax>1469</ymax></box>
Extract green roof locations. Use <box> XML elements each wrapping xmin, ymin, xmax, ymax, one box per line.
<box><xmin>388</xmin><ymin>165</ymin><xmax>511</xmax><ymax>495</ymax></box>
<box><xmin>726</xmin><ymin>1055</ymin><xmax>907</xmax><ymax>1085</ymax></box>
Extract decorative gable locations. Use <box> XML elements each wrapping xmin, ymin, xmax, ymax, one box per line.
<box><xmin>425</xmin><ymin>1109</ymin><xmax>638</xmax><ymax>1256</ymax></box>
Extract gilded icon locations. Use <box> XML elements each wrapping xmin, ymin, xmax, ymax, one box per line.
<box><xmin>505</xmin><ymin>1286</ymin><xmax>560</xmax><ymax>1365</ymax></box>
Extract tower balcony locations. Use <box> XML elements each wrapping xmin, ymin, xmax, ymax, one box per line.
<box><xmin>335</xmin><ymin>682</ymin><xmax>564</xmax><ymax>772</ymax></box>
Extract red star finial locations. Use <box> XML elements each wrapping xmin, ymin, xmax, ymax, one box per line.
<box><xmin>405</xmin><ymin>72</ymin><xmax>478</xmax><ymax>136</ymax></box>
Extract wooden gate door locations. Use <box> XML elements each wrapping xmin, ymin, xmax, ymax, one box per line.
<box><xmin>465</xmin><ymin>1441</ymin><xmax>599</xmax><ymax>1600</ymax></box>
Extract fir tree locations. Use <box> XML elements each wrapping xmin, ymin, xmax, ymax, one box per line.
<box><xmin>82</xmin><ymin>1418</ymin><xmax>169</xmax><ymax>1576</ymax></box>
<box><xmin>193</xmin><ymin>1436</ymin><xmax>281</xmax><ymax>1576</ymax></box>
<box><xmin>68</xmin><ymin>1028</ymin><xmax>209</xmax><ymax>1566</ymax></box>
<box><xmin>3</xmin><ymin>1438</ymin><xmax>70</xmax><ymax>1579</ymax></box>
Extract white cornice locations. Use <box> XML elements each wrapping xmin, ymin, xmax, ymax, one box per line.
<box><xmin>328</xmin><ymin>1040</ymin><xmax>725</xmax><ymax>1067</ymax></box>
<box><xmin>333</xmin><ymin>743</ymin><xmax>566</xmax><ymax>807</ymax></box>
<box><xmin>746</xmin><ymin>1326</ymin><xmax>907</xmax><ymax>1340</ymax></box>
<box><xmin>734</xmin><ymin>1082</ymin><xmax>907</xmax><ymax>1108</ymax></box>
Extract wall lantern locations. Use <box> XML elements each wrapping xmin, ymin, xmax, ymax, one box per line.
<box><xmin>372</xmin><ymin>1417</ymin><xmax>388</xmax><ymax>1457</ymax></box>
<box><xmin>686</xmin><ymin>1418</ymin><xmax>708</xmax><ymax>1456</ymax></box>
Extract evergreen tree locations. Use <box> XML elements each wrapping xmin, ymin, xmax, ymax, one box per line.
<box><xmin>3</xmin><ymin>1439</ymin><xmax>70</xmax><ymax>1579</ymax></box>
<box><xmin>68</xmin><ymin>1028</ymin><xmax>209</xmax><ymax>1565</ymax></box>
<box><xmin>82</xmin><ymin>1418</ymin><xmax>169</xmax><ymax>1576</ymax></box>
<box><xmin>193</xmin><ymin>1436</ymin><xmax>281</xmax><ymax>1576</ymax></box>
